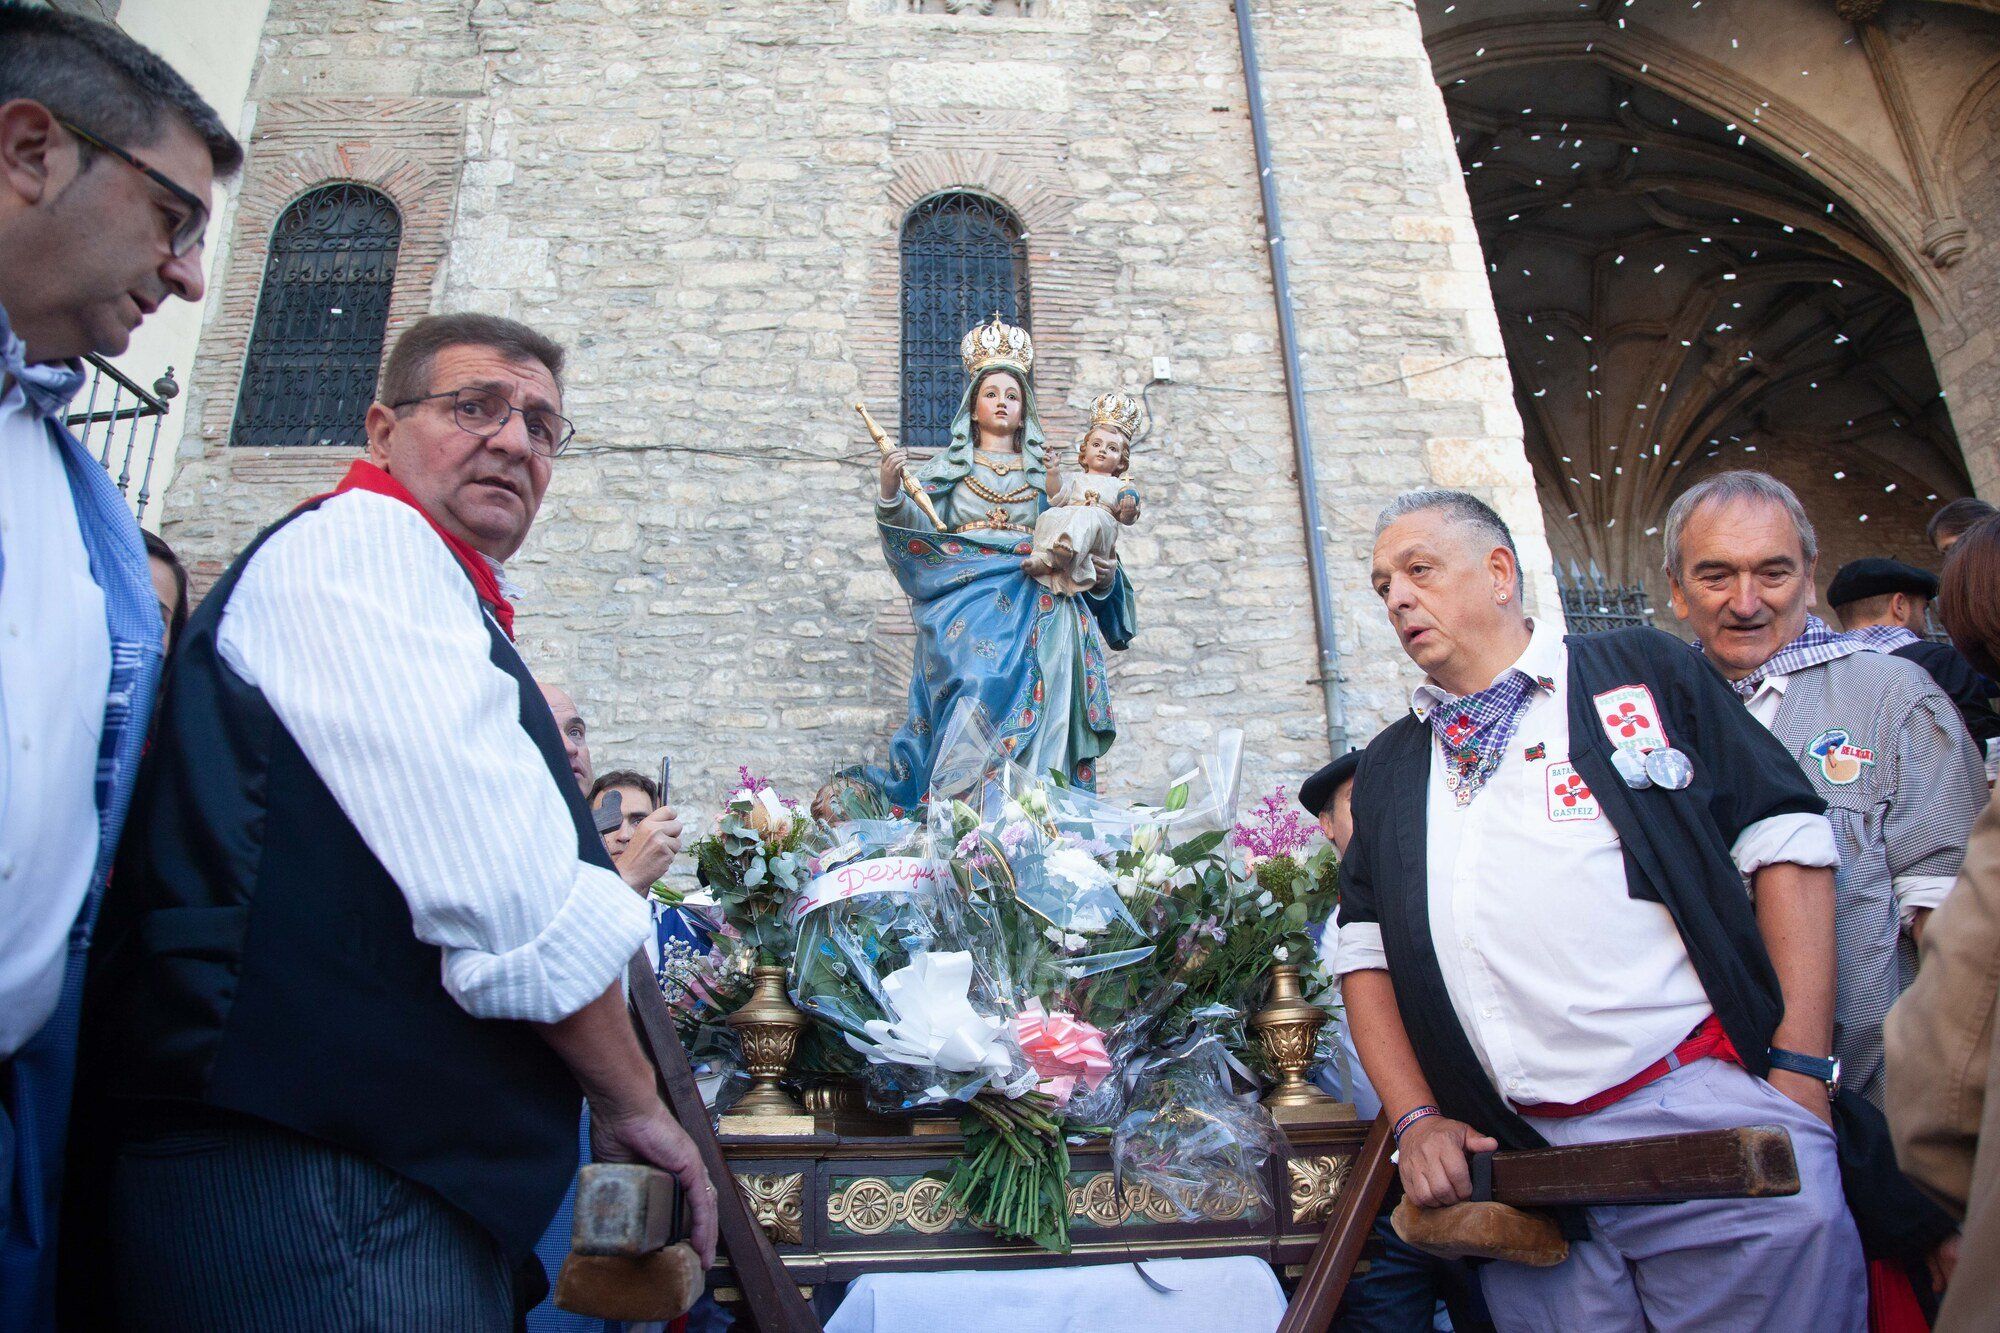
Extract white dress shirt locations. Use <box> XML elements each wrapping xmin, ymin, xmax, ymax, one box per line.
<box><xmin>218</xmin><ymin>489</ymin><xmax>647</xmax><ymax>1023</ymax></box>
<box><xmin>1335</xmin><ymin>618</ymin><xmax>1837</xmax><ymax>1105</ymax></box>
<box><xmin>0</xmin><ymin>380</ymin><xmax>111</xmax><ymax>1058</ymax></box>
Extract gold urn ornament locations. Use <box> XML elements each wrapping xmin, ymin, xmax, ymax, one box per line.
<box><xmin>1248</xmin><ymin>963</ymin><xmax>1352</xmax><ymax>1126</ymax></box>
<box><xmin>721</xmin><ymin>965</ymin><xmax>814</xmax><ymax>1136</ymax></box>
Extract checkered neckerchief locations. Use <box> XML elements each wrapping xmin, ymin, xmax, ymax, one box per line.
<box><xmin>1425</xmin><ymin>668</ymin><xmax>1542</xmax><ymax>807</ymax></box>
<box><xmin>1727</xmin><ymin>615</ymin><xmax>1869</xmax><ymax>701</ymax></box>
<box><xmin>1848</xmin><ymin>624</ymin><xmax>1922</xmax><ymax>654</ymax></box>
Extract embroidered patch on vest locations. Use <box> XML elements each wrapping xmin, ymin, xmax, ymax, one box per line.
<box><xmin>1592</xmin><ymin>684</ymin><xmax>1665</xmax><ymax>755</ymax></box>
<box><xmin>1806</xmin><ymin>728</ymin><xmax>1876</xmax><ymax>786</ymax></box>
<box><xmin>1546</xmin><ymin>762</ymin><xmax>1601</xmax><ymax>821</ymax></box>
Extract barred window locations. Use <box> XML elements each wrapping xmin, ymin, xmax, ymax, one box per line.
<box><xmin>232</xmin><ymin>184</ymin><xmax>402</xmax><ymax>448</ymax></box>
<box><xmin>900</xmin><ymin>191</ymin><xmax>1031</xmax><ymax>451</ymax></box>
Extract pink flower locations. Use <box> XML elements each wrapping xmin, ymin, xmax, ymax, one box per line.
<box><xmin>1230</xmin><ymin>787</ymin><xmax>1321</xmax><ymax>861</ymax></box>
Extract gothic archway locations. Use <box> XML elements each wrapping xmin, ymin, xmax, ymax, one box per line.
<box><xmin>1432</xmin><ymin>54</ymin><xmax>1970</xmax><ymax>618</ymax></box>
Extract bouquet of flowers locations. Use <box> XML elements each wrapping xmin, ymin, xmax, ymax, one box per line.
<box><xmin>787</xmin><ymin>812</ymin><xmax>1026</xmax><ymax>1109</ymax></box>
<box><xmin>1152</xmin><ymin>785</ymin><xmax>1339</xmax><ymax>1071</ymax></box>
<box><xmin>912</xmin><ymin>712</ymin><xmax>1258</xmax><ymax>1250</ymax></box>
<box><xmin>689</xmin><ymin>768</ymin><xmax>829</xmax><ymax>967</ymax></box>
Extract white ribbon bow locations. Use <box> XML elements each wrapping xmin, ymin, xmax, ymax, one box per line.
<box><xmin>845</xmin><ymin>951</ymin><xmax>1017</xmax><ymax>1081</ymax></box>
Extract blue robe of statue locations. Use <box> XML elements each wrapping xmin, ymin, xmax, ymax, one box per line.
<box><xmin>866</xmin><ymin>374</ymin><xmax>1135</xmax><ymax>812</ymax></box>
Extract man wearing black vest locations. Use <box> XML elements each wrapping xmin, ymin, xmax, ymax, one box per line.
<box><xmin>70</xmin><ymin>313</ymin><xmax>717</xmax><ymax>1329</ymax></box>
<box><xmin>1335</xmin><ymin>489</ymin><xmax>1863</xmax><ymax>1329</ymax></box>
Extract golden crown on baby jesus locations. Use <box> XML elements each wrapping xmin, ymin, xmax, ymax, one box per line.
<box><xmin>961</xmin><ymin>311</ymin><xmax>1035</xmax><ymax>379</ymax></box>
<box><xmin>1087</xmin><ymin>391</ymin><xmax>1143</xmax><ymax>441</ymax></box>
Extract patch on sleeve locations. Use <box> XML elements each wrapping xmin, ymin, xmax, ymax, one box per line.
<box><xmin>1592</xmin><ymin>684</ymin><xmax>1667</xmax><ymax>756</ymax></box>
<box><xmin>1546</xmin><ymin>762</ymin><xmax>1601</xmax><ymax>821</ymax></box>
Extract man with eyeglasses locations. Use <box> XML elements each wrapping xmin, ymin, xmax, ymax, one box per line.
<box><xmin>0</xmin><ymin>7</ymin><xmax>242</xmax><ymax>1329</ymax></box>
<box><xmin>70</xmin><ymin>313</ymin><xmax>718</xmax><ymax>1329</ymax></box>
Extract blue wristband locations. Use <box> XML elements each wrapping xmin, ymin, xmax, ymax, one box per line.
<box><xmin>1392</xmin><ymin>1105</ymin><xmax>1441</xmax><ymax>1143</ymax></box>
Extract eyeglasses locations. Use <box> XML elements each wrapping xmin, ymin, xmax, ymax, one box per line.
<box><xmin>391</xmin><ymin>386</ymin><xmax>576</xmax><ymax>458</ymax></box>
<box><xmin>60</xmin><ymin>119</ymin><xmax>210</xmax><ymax>258</ymax></box>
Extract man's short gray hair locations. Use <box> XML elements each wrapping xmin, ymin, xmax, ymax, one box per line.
<box><xmin>1661</xmin><ymin>470</ymin><xmax>1817</xmax><ymax>582</ymax></box>
<box><xmin>1374</xmin><ymin>489</ymin><xmax>1523</xmax><ymax>595</ymax></box>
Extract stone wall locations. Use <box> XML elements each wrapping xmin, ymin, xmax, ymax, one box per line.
<box><xmin>158</xmin><ymin>0</ymin><xmax>1540</xmax><ymax>814</ymax></box>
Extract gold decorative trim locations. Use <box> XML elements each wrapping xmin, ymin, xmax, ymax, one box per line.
<box><xmin>827</xmin><ymin>1169</ymin><xmax>1267</xmax><ymax>1238</ymax></box>
<box><xmin>737</xmin><ymin>1172</ymin><xmax>806</xmax><ymax>1246</ymax></box>
<box><xmin>1288</xmin><ymin>1154</ymin><xmax>1351</xmax><ymax>1227</ymax></box>
<box><xmin>973</xmin><ymin>449</ymin><xmax>1026</xmax><ymax>476</ymax></box>
<box><xmin>827</xmin><ymin>1177</ymin><xmax>907</xmax><ymax>1236</ymax></box>
<box><xmin>962</xmin><ymin>474</ymin><xmax>1038</xmax><ymax>506</ymax></box>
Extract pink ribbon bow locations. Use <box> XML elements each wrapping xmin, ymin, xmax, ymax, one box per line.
<box><xmin>1012</xmin><ymin>1001</ymin><xmax>1113</xmax><ymax>1107</ymax></box>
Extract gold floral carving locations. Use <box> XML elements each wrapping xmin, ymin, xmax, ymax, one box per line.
<box><xmin>1070</xmin><ymin>1173</ymin><xmax>1127</xmax><ymax>1227</ymax></box>
<box><xmin>902</xmin><ymin>1177</ymin><xmax>961</xmax><ymax>1234</ymax></box>
<box><xmin>1288</xmin><ymin>1155</ymin><xmax>1351</xmax><ymax>1227</ymax></box>
<box><xmin>825</xmin><ymin>1176</ymin><xmax>970</xmax><ymax>1236</ymax></box>
<box><xmin>827</xmin><ymin>1178</ymin><xmax>900</xmax><ymax>1235</ymax></box>
<box><xmin>828</xmin><ymin>1168</ymin><xmax>1270</xmax><ymax>1238</ymax></box>
<box><xmin>737</xmin><ymin>1172</ymin><xmax>805</xmax><ymax>1246</ymax></box>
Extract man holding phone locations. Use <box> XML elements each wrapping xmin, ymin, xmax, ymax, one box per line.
<box><xmin>589</xmin><ymin>766</ymin><xmax>684</xmax><ymax>898</ymax></box>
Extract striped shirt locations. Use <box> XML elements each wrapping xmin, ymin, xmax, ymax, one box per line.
<box><xmin>217</xmin><ymin>489</ymin><xmax>648</xmax><ymax>1023</ymax></box>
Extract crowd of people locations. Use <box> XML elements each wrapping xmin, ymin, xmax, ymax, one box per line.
<box><xmin>4</xmin><ymin>5</ymin><xmax>2000</xmax><ymax>1332</ymax></box>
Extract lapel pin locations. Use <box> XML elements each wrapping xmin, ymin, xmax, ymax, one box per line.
<box><xmin>1612</xmin><ymin>747</ymin><xmax>1653</xmax><ymax>789</ymax></box>
<box><xmin>1644</xmin><ymin>747</ymin><xmax>1695</xmax><ymax>791</ymax></box>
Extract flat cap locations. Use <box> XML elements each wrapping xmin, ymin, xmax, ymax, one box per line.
<box><xmin>1298</xmin><ymin>750</ymin><xmax>1363</xmax><ymax>818</ymax></box>
<box><xmin>1826</xmin><ymin>557</ymin><xmax>1938</xmax><ymax>608</ymax></box>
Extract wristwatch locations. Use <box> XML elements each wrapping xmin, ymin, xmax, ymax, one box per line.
<box><xmin>1767</xmin><ymin>1047</ymin><xmax>1841</xmax><ymax>1097</ymax></box>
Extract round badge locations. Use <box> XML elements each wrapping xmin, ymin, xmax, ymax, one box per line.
<box><xmin>1645</xmin><ymin>747</ymin><xmax>1694</xmax><ymax>791</ymax></box>
<box><xmin>1612</xmin><ymin>747</ymin><xmax>1653</xmax><ymax>789</ymax></box>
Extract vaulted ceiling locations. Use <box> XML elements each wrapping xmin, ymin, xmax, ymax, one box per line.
<box><xmin>1442</xmin><ymin>60</ymin><xmax>1966</xmax><ymax>586</ymax></box>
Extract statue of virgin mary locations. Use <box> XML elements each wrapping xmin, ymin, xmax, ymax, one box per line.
<box><xmin>863</xmin><ymin>315</ymin><xmax>1137</xmax><ymax>811</ymax></box>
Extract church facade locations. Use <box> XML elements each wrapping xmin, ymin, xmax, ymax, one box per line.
<box><xmin>147</xmin><ymin>0</ymin><xmax>2000</xmax><ymax>802</ymax></box>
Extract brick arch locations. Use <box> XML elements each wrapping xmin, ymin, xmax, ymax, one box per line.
<box><xmin>188</xmin><ymin>98</ymin><xmax>466</xmax><ymax>454</ymax></box>
<box><xmin>852</xmin><ymin>129</ymin><xmax>1117</xmax><ymax>457</ymax></box>
<box><xmin>884</xmin><ymin>150</ymin><xmax>1077</xmax><ymax>240</ymax></box>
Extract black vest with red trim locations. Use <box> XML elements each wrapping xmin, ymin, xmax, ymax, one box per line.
<box><xmin>82</xmin><ymin>495</ymin><xmax>602</xmax><ymax>1260</ymax></box>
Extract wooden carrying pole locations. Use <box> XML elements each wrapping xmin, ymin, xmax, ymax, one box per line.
<box><xmin>1278</xmin><ymin>1113</ymin><xmax>1397</xmax><ymax>1333</ymax></box>
<box><xmin>854</xmin><ymin>401</ymin><xmax>946</xmax><ymax>531</ymax></box>
<box><xmin>626</xmin><ymin>956</ymin><xmax>822</xmax><ymax>1333</ymax></box>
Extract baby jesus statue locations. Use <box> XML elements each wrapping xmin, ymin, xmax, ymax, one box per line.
<box><xmin>1021</xmin><ymin>391</ymin><xmax>1143</xmax><ymax>595</ymax></box>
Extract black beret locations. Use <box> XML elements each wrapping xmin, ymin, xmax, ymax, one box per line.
<box><xmin>1298</xmin><ymin>749</ymin><xmax>1363</xmax><ymax>818</ymax></box>
<box><xmin>1826</xmin><ymin>557</ymin><xmax>1938</xmax><ymax>608</ymax></box>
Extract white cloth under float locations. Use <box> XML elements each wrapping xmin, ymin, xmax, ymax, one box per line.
<box><xmin>824</xmin><ymin>1257</ymin><xmax>1287</xmax><ymax>1333</ymax></box>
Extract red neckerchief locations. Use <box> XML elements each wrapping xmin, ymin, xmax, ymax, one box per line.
<box><xmin>311</xmin><ymin>460</ymin><xmax>517</xmax><ymax>639</ymax></box>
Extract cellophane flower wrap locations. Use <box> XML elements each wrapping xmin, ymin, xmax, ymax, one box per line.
<box><xmin>915</xmin><ymin>707</ymin><xmax>1255</xmax><ymax>1250</ymax></box>
<box><xmin>787</xmin><ymin>807</ymin><xmax>1030</xmax><ymax>1111</ymax></box>
<box><xmin>1147</xmin><ymin>783</ymin><xmax>1340</xmax><ymax>1075</ymax></box>
<box><xmin>1110</xmin><ymin>1030</ymin><xmax>1286</xmax><ymax>1223</ymax></box>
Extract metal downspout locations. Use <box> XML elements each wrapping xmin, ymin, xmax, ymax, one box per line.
<box><xmin>1233</xmin><ymin>0</ymin><xmax>1348</xmax><ymax>758</ymax></box>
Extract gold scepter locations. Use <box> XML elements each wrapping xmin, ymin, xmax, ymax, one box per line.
<box><xmin>854</xmin><ymin>401</ymin><xmax>946</xmax><ymax>531</ymax></box>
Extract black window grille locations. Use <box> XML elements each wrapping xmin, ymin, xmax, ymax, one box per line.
<box><xmin>900</xmin><ymin>191</ymin><xmax>1031</xmax><ymax>451</ymax></box>
<box><xmin>233</xmin><ymin>184</ymin><xmax>402</xmax><ymax>448</ymax></box>
<box><xmin>1557</xmin><ymin>560</ymin><xmax>1654</xmax><ymax>634</ymax></box>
